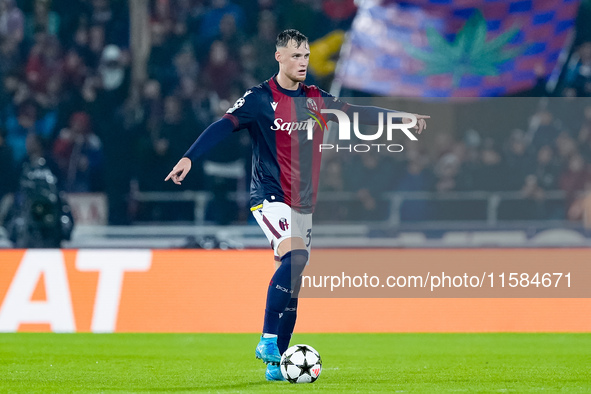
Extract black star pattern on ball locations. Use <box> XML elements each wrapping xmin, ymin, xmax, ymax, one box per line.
<box><xmin>296</xmin><ymin>345</ymin><xmax>309</xmax><ymax>357</ymax></box>
<box><xmin>282</xmin><ymin>352</ymin><xmax>295</xmax><ymax>366</ymax></box>
<box><xmin>281</xmin><ymin>352</ymin><xmax>299</xmax><ymax>383</ymax></box>
<box><xmin>298</xmin><ymin>357</ymin><xmax>313</xmax><ymax>377</ymax></box>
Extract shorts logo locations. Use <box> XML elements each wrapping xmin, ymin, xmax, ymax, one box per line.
<box><xmin>279</xmin><ymin>217</ymin><xmax>289</xmax><ymax>231</ymax></box>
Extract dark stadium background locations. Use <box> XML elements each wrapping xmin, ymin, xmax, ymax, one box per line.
<box><xmin>1</xmin><ymin>0</ymin><xmax>591</xmax><ymax>247</ymax></box>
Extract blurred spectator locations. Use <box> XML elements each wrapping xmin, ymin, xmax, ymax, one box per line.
<box><xmin>90</xmin><ymin>0</ymin><xmax>113</xmax><ymax>25</ymax></box>
<box><xmin>503</xmin><ymin>129</ymin><xmax>531</xmax><ymax>191</ymax></box>
<box><xmin>5</xmin><ymin>100</ymin><xmax>55</xmax><ymax>164</ymax></box>
<box><xmin>64</xmin><ymin>49</ymin><xmax>88</xmax><ymax>89</ymax></box>
<box><xmin>577</xmin><ymin>105</ymin><xmax>591</xmax><ymax>161</ymax></box>
<box><xmin>173</xmin><ymin>43</ymin><xmax>199</xmax><ymax>82</ymax></box>
<box><xmin>527</xmin><ymin>109</ymin><xmax>562</xmax><ymax>149</ymax></box>
<box><xmin>431</xmin><ymin>132</ymin><xmax>455</xmax><ymax>162</ymax></box>
<box><xmin>90</xmin><ymin>0</ymin><xmax>129</xmax><ymax>47</ymax></box>
<box><xmin>147</xmin><ymin>21</ymin><xmax>180</xmax><ymax>91</ymax></box>
<box><xmin>555</xmin><ymin>132</ymin><xmax>578</xmax><ymax>165</ymax></box>
<box><xmin>0</xmin><ymin>0</ymin><xmax>24</xmax><ymax>47</ymax></box>
<box><xmin>138</xmin><ymin>95</ymin><xmax>196</xmax><ymax>192</ymax></box>
<box><xmin>250</xmin><ymin>10</ymin><xmax>277</xmax><ymax>80</ymax></box>
<box><xmin>70</xmin><ymin>22</ymin><xmax>93</xmax><ymax>65</ymax></box>
<box><xmin>0</xmin><ymin>129</ymin><xmax>16</xmax><ymax>199</ymax></box>
<box><xmin>202</xmin><ymin>40</ymin><xmax>240</xmax><ymax>100</ymax></box>
<box><xmin>321</xmin><ymin>0</ymin><xmax>356</xmax><ymax>32</ymax></box>
<box><xmin>319</xmin><ymin>158</ymin><xmax>343</xmax><ymax>193</ymax></box>
<box><xmin>140</xmin><ymin>78</ymin><xmax>164</xmax><ymax>136</ymax></box>
<box><xmin>560</xmin><ymin>154</ymin><xmax>591</xmax><ymax>212</ymax></box>
<box><xmin>84</xmin><ymin>44</ymin><xmax>131</xmax><ymax>225</ymax></box>
<box><xmin>472</xmin><ymin>139</ymin><xmax>506</xmax><ymax>191</ymax></box>
<box><xmin>25</xmin><ymin>33</ymin><xmax>63</xmax><ymax>95</ymax></box>
<box><xmin>454</xmin><ymin>129</ymin><xmax>481</xmax><ymax>191</ymax></box>
<box><xmin>531</xmin><ymin>145</ymin><xmax>561</xmax><ymax>191</ymax></box>
<box><xmin>316</xmin><ymin>157</ymin><xmax>348</xmax><ymax>221</ymax></box>
<box><xmin>564</xmin><ymin>42</ymin><xmax>591</xmax><ymax>97</ymax></box>
<box><xmin>25</xmin><ymin>0</ymin><xmax>60</xmax><ymax>41</ymax></box>
<box><xmin>236</xmin><ymin>0</ymin><xmax>278</xmax><ymax>36</ymax></box>
<box><xmin>151</xmin><ymin>0</ymin><xmax>173</xmax><ymax>30</ymax></box>
<box><xmin>216</xmin><ymin>13</ymin><xmax>243</xmax><ymax>54</ymax></box>
<box><xmin>96</xmin><ymin>44</ymin><xmax>128</xmax><ymax>95</ymax></box>
<box><xmin>62</xmin><ymin>48</ymin><xmax>88</xmax><ymax>93</ymax></box>
<box><xmin>52</xmin><ymin>111</ymin><xmax>103</xmax><ymax>192</ymax></box>
<box><xmin>527</xmin><ymin>63</ymin><xmax>549</xmax><ymax>97</ymax></box>
<box><xmin>516</xmin><ymin>174</ymin><xmax>550</xmax><ymax>220</ymax></box>
<box><xmin>151</xmin><ymin>0</ymin><xmax>189</xmax><ymax>53</ymax></box>
<box><xmin>344</xmin><ymin>153</ymin><xmax>395</xmax><ymax>221</ymax></box>
<box><xmin>0</xmin><ymin>32</ymin><xmax>21</xmax><ymax>76</ymax></box>
<box><xmin>395</xmin><ymin>147</ymin><xmax>433</xmax><ymax>221</ymax></box>
<box><xmin>0</xmin><ymin>72</ymin><xmax>22</xmax><ymax>123</ymax></box>
<box><xmin>87</xmin><ymin>23</ymin><xmax>106</xmax><ymax>68</ymax></box>
<box><xmin>434</xmin><ymin>151</ymin><xmax>461</xmax><ymax>192</ymax></box>
<box><xmin>198</xmin><ymin>0</ymin><xmax>244</xmax><ymax>40</ymax></box>
<box><xmin>237</xmin><ymin>43</ymin><xmax>259</xmax><ymax>90</ymax></box>
<box><xmin>396</xmin><ymin>147</ymin><xmax>432</xmax><ymax>192</ymax></box>
<box><xmin>160</xmin><ymin>94</ymin><xmax>197</xmax><ymax>159</ymax></box>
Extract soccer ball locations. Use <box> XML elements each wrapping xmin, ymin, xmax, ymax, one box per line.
<box><xmin>280</xmin><ymin>344</ymin><xmax>322</xmax><ymax>383</ymax></box>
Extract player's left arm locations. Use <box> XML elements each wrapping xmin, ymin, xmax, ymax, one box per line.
<box><xmin>346</xmin><ymin>104</ymin><xmax>429</xmax><ymax>135</ymax></box>
<box><xmin>321</xmin><ymin>90</ymin><xmax>430</xmax><ymax>134</ymax></box>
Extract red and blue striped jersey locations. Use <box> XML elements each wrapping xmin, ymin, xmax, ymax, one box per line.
<box><xmin>223</xmin><ymin>76</ymin><xmax>348</xmax><ymax>213</ymax></box>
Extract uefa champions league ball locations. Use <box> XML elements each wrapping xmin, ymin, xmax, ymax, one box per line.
<box><xmin>280</xmin><ymin>344</ymin><xmax>322</xmax><ymax>383</ymax></box>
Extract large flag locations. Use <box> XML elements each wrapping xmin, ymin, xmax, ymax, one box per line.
<box><xmin>335</xmin><ymin>0</ymin><xmax>581</xmax><ymax>97</ymax></box>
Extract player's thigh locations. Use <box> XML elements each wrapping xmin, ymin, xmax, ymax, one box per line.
<box><xmin>251</xmin><ymin>199</ymin><xmax>296</xmax><ymax>257</ymax></box>
<box><xmin>295</xmin><ymin>211</ymin><xmax>312</xmax><ymax>252</ymax></box>
<box><xmin>276</xmin><ymin>237</ymin><xmax>306</xmax><ymax>257</ymax></box>
<box><xmin>276</xmin><ymin>212</ymin><xmax>312</xmax><ymax>259</ymax></box>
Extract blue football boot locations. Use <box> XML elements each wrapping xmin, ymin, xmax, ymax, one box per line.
<box><xmin>255</xmin><ymin>336</ymin><xmax>281</xmax><ymax>364</ymax></box>
<box><xmin>265</xmin><ymin>363</ymin><xmax>286</xmax><ymax>381</ymax></box>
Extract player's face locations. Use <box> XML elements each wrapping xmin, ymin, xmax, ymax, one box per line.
<box><xmin>277</xmin><ymin>40</ymin><xmax>310</xmax><ymax>82</ymax></box>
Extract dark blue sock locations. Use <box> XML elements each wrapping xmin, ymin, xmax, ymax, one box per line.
<box><xmin>262</xmin><ymin>250</ymin><xmax>308</xmax><ymax>335</ymax></box>
<box><xmin>277</xmin><ymin>297</ymin><xmax>298</xmax><ymax>354</ymax></box>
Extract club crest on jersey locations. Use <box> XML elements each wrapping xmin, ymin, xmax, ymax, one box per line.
<box><xmin>279</xmin><ymin>217</ymin><xmax>289</xmax><ymax>231</ymax></box>
<box><xmin>306</xmin><ymin>98</ymin><xmax>318</xmax><ymax>112</ymax></box>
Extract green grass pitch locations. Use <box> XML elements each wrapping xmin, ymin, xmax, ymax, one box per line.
<box><xmin>0</xmin><ymin>333</ymin><xmax>589</xmax><ymax>393</ymax></box>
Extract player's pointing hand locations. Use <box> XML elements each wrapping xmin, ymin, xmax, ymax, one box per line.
<box><xmin>412</xmin><ymin>114</ymin><xmax>430</xmax><ymax>135</ymax></box>
<box><xmin>165</xmin><ymin>157</ymin><xmax>192</xmax><ymax>185</ymax></box>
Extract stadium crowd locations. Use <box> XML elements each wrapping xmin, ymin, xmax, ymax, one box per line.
<box><xmin>1</xmin><ymin>0</ymin><xmax>591</xmax><ymax>227</ymax></box>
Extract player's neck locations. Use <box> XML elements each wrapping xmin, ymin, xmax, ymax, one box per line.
<box><xmin>276</xmin><ymin>72</ymin><xmax>300</xmax><ymax>91</ymax></box>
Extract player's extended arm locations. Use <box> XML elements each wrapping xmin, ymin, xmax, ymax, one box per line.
<box><xmin>164</xmin><ymin>117</ymin><xmax>235</xmax><ymax>185</ymax></box>
<box><xmin>344</xmin><ymin>104</ymin><xmax>429</xmax><ymax>134</ymax></box>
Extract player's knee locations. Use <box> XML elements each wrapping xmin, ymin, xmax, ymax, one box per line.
<box><xmin>288</xmin><ymin>249</ymin><xmax>308</xmax><ymax>277</ymax></box>
<box><xmin>277</xmin><ymin>237</ymin><xmax>306</xmax><ymax>257</ymax></box>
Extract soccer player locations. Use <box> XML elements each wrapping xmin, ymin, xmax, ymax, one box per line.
<box><xmin>165</xmin><ymin>29</ymin><xmax>429</xmax><ymax>381</ymax></box>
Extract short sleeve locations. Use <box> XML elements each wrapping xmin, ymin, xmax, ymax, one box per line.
<box><xmin>222</xmin><ymin>89</ymin><xmax>261</xmax><ymax>131</ymax></box>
